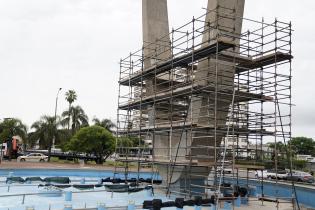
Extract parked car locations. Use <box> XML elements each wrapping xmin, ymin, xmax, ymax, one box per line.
<box><xmin>266</xmin><ymin>169</ymin><xmax>288</xmax><ymax>179</ymax></box>
<box><xmin>276</xmin><ymin>170</ymin><xmax>289</xmax><ymax>179</ymax></box>
<box><xmin>255</xmin><ymin>169</ymin><xmax>287</xmax><ymax>179</ymax></box>
<box><xmin>286</xmin><ymin>171</ymin><xmax>314</xmax><ymax>183</ymax></box>
<box><xmin>17</xmin><ymin>153</ymin><xmax>48</xmax><ymax>162</ymax></box>
<box><xmin>255</xmin><ymin>170</ymin><xmax>268</xmax><ymax>179</ymax></box>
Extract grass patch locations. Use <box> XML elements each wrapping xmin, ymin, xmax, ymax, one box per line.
<box><xmin>50</xmin><ymin>157</ymin><xmax>77</xmax><ymax>164</ymax></box>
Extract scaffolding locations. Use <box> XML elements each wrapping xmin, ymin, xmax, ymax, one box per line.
<box><xmin>115</xmin><ymin>6</ymin><xmax>293</xmax><ymax>205</ymax></box>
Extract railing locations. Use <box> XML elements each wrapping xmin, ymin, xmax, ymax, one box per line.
<box><xmin>1</xmin><ymin>204</ymin><xmax>143</xmax><ymax>210</ymax></box>
<box><xmin>25</xmin><ymin>150</ymin><xmax>99</xmax><ymax>161</ymax></box>
<box><xmin>0</xmin><ymin>189</ymin><xmax>144</xmax><ymax>210</ymax></box>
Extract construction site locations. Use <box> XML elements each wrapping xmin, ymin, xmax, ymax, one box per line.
<box><xmin>115</xmin><ymin>0</ymin><xmax>295</xmax><ymax>208</ymax></box>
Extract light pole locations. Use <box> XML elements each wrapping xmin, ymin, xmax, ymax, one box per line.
<box><xmin>48</xmin><ymin>88</ymin><xmax>62</xmax><ymax>162</ymax></box>
<box><xmin>53</xmin><ymin>88</ymin><xmax>62</xmax><ymax>149</ymax></box>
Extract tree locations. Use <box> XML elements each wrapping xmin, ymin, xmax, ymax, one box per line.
<box><xmin>66</xmin><ymin>126</ymin><xmax>115</xmax><ymax>164</ymax></box>
<box><xmin>0</xmin><ymin>118</ymin><xmax>27</xmax><ymax>144</ymax></box>
<box><xmin>65</xmin><ymin>90</ymin><xmax>77</xmax><ymax>130</ymax></box>
<box><xmin>267</xmin><ymin>141</ymin><xmax>289</xmax><ymax>168</ymax></box>
<box><xmin>31</xmin><ymin>115</ymin><xmax>61</xmax><ymax>161</ymax></box>
<box><xmin>117</xmin><ymin>137</ymin><xmax>134</xmax><ymax>148</ymax></box>
<box><xmin>268</xmin><ymin>142</ymin><xmax>287</xmax><ymax>154</ymax></box>
<box><xmin>289</xmin><ymin>137</ymin><xmax>315</xmax><ymax>155</ymax></box>
<box><xmin>55</xmin><ymin>129</ymin><xmax>73</xmax><ymax>150</ymax></box>
<box><xmin>92</xmin><ymin>118</ymin><xmax>116</xmax><ymax>133</ymax></box>
<box><xmin>27</xmin><ymin>131</ymin><xmax>38</xmax><ymax>149</ymax></box>
<box><xmin>61</xmin><ymin>105</ymin><xmax>89</xmax><ymax>134</ymax></box>
<box><xmin>117</xmin><ymin>136</ymin><xmax>145</xmax><ymax>147</ymax></box>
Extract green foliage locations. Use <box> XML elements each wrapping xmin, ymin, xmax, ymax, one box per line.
<box><xmin>66</xmin><ymin>126</ymin><xmax>115</xmax><ymax>164</ymax></box>
<box><xmin>268</xmin><ymin>141</ymin><xmax>287</xmax><ymax>153</ymax></box>
<box><xmin>235</xmin><ymin>159</ymin><xmax>266</xmax><ymax>167</ymax></box>
<box><xmin>55</xmin><ymin>129</ymin><xmax>73</xmax><ymax>149</ymax></box>
<box><xmin>92</xmin><ymin>118</ymin><xmax>116</xmax><ymax>133</ymax></box>
<box><xmin>265</xmin><ymin>137</ymin><xmax>315</xmax><ymax>170</ymax></box>
<box><xmin>61</xmin><ymin>105</ymin><xmax>89</xmax><ymax>134</ymax></box>
<box><xmin>289</xmin><ymin>137</ymin><xmax>315</xmax><ymax>155</ymax></box>
<box><xmin>117</xmin><ymin>136</ymin><xmax>145</xmax><ymax>147</ymax></box>
<box><xmin>65</xmin><ymin>90</ymin><xmax>77</xmax><ymax>105</ymax></box>
<box><xmin>30</xmin><ymin>115</ymin><xmax>60</xmax><ymax>150</ymax></box>
<box><xmin>65</xmin><ymin>90</ymin><xmax>78</xmax><ymax>130</ymax></box>
<box><xmin>117</xmin><ymin>137</ymin><xmax>134</xmax><ymax>147</ymax></box>
<box><xmin>267</xmin><ymin>141</ymin><xmax>289</xmax><ymax>162</ymax></box>
<box><xmin>293</xmin><ymin>159</ymin><xmax>307</xmax><ymax>170</ymax></box>
<box><xmin>0</xmin><ymin>118</ymin><xmax>27</xmax><ymax>144</ymax></box>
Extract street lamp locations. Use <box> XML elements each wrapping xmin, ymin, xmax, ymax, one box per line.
<box><xmin>48</xmin><ymin>88</ymin><xmax>62</xmax><ymax>162</ymax></box>
<box><xmin>53</xmin><ymin>88</ymin><xmax>62</xmax><ymax>149</ymax></box>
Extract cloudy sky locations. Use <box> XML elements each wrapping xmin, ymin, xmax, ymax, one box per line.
<box><xmin>0</xmin><ymin>0</ymin><xmax>314</xmax><ymax>138</ymax></box>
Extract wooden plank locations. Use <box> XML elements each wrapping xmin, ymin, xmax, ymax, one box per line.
<box><xmin>119</xmin><ymin>40</ymin><xmax>235</xmax><ymax>86</ymax></box>
<box><xmin>119</xmin><ymin>84</ymin><xmax>272</xmax><ymax>110</ymax></box>
<box><xmin>236</xmin><ymin>52</ymin><xmax>292</xmax><ymax>73</ymax></box>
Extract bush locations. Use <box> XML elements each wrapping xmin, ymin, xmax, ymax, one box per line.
<box><xmin>293</xmin><ymin>159</ymin><xmax>307</xmax><ymax>170</ymax></box>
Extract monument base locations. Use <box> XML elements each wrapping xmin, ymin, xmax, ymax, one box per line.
<box><xmin>157</xmin><ymin>164</ymin><xmax>211</xmax><ymax>197</ymax></box>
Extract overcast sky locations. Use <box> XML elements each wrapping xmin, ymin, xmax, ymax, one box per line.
<box><xmin>0</xmin><ymin>0</ymin><xmax>314</xmax><ymax>138</ymax></box>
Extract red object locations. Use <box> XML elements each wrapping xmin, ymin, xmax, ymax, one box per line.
<box><xmin>12</xmin><ymin>138</ymin><xmax>17</xmax><ymax>151</ymax></box>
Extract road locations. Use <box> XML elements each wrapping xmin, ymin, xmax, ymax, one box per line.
<box><xmin>218</xmin><ymin>169</ymin><xmax>315</xmax><ymax>189</ymax></box>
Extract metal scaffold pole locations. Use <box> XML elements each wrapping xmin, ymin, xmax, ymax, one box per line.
<box><xmin>115</xmin><ymin>4</ymin><xmax>294</xmax><ymax>208</ymax></box>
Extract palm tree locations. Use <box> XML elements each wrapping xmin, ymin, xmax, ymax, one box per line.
<box><xmin>31</xmin><ymin>115</ymin><xmax>61</xmax><ymax>161</ymax></box>
<box><xmin>0</xmin><ymin>118</ymin><xmax>27</xmax><ymax>160</ymax></box>
<box><xmin>0</xmin><ymin>118</ymin><xmax>27</xmax><ymax>145</ymax></box>
<box><xmin>65</xmin><ymin>90</ymin><xmax>77</xmax><ymax>130</ymax></box>
<box><xmin>92</xmin><ymin>118</ymin><xmax>116</xmax><ymax>133</ymax></box>
<box><xmin>61</xmin><ymin>105</ymin><xmax>89</xmax><ymax>134</ymax></box>
<box><xmin>30</xmin><ymin>120</ymin><xmax>47</xmax><ymax>150</ymax></box>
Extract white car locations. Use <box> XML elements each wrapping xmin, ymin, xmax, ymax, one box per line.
<box><xmin>255</xmin><ymin>169</ymin><xmax>288</xmax><ymax>179</ymax></box>
<box><xmin>255</xmin><ymin>170</ymin><xmax>268</xmax><ymax>179</ymax></box>
<box><xmin>18</xmin><ymin>153</ymin><xmax>48</xmax><ymax>162</ymax></box>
